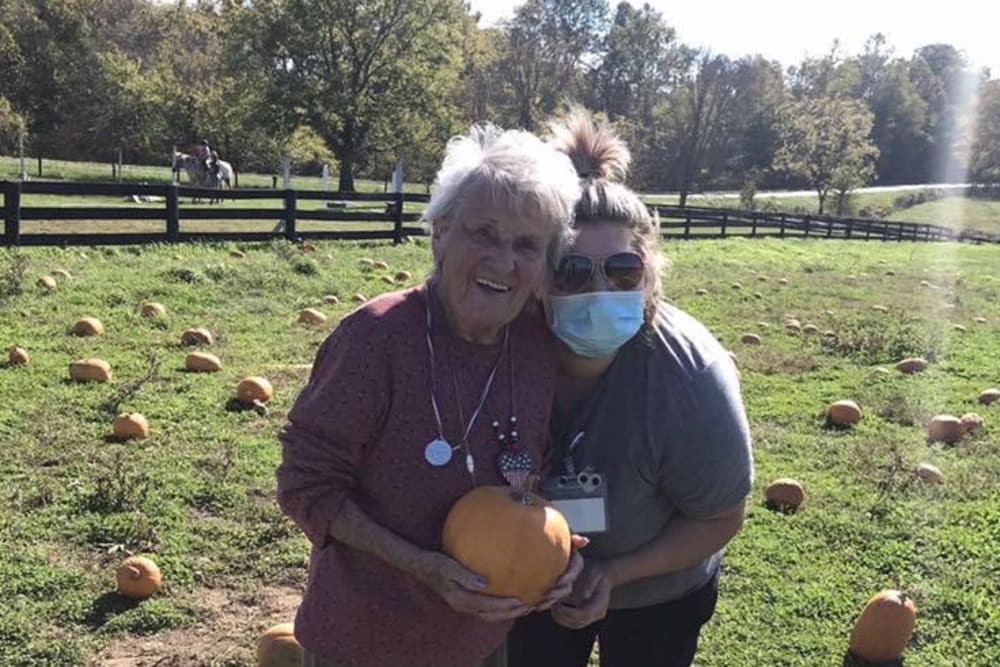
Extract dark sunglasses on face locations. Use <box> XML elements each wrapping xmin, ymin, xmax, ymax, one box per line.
<box><xmin>554</xmin><ymin>251</ymin><xmax>645</xmax><ymax>293</ymax></box>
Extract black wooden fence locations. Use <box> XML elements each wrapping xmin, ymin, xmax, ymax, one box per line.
<box><xmin>3</xmin><ymin>180</ymin><xmax>998</xmax><ymax>246</ymax></box>
<box><xmin>1</xmin><ymin>180</ymin><xmax>429</xmax><ymax>246</ymax></box>
<box><xmin>653</xmin><ymin>205</ymin><xmax>1000</xmax><ymax>244</ymax></box>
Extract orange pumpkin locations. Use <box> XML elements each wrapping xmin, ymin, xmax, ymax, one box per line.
<box><xmin>113</xmin><ymin>413</ymin><xmax>150</xmax><ymax>441</ymax></box>
<box><xmin>8</xmin><ymin>346</ymin><xmax>29</xmax><ymax>366</ymax></box>
<box><xmin>185</xmin><ymin>352</ymin><xmax>222</xmax><ymax>373</ymax></box>
<box><xmin>71</xmin><ymin>317</ymin><xmax>105</xmax><ymax>337</ymax></box>
<box><xmin>180</xmin><ymin>327</ymin><xmax>214</xmax><ymax>346</ymax></box>
<box><xmin>257</xmin><ymin>623</ymin><xmax>303</xmax><ymax>667</ymax></box>
<box><xmin>116</xmin><ymin>555</ymin><xmax>162</xmax><ymax>599</ymax></box>
<box><xmin>298</xmin><ymin>308</ymin><xmax>327</xmax><ymax>325</ymax></box>
<box><xmin>237</xmin><ymin>376</ymin><xmax>273</xmax><ymax>404</ymax></box>
<box><xmin>826</xmin><ymin>400</ymin><xmax>863</xmax><ymax>426</ymax></box>
<box><xmin>140</xmin><ymin>302</ymin><xmax>167</xmax><ymax>318</ymax></box>
<box><xmin>442</xmin><ymin>486</ymin><xmax>571</xmax><ymax>605</ymax></box>
<box><xmin>928</xmin><ymin>415</ymin><xmax>964</xmax><ymax>444</ymax></box>
<box><xmin>849</xmin><ymin>590</ymin><xmax>917</xmax><ymax>663</ymax></box>
<box><xmin>69</xmin><ymin>358</ymin><xmax>112</xmax><ymax>383</ymax></box>
<box><xmin>765</xmin><ymin>478</ymin><xmax>805</xmax><ymax>512</ymax></box>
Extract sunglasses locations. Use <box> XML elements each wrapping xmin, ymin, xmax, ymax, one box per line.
<box><xmin>554</xmin><ymin>252</ymin><xmax>645</xmax><ymax>293</ymax></box>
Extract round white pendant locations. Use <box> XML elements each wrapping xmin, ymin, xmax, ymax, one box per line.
<box><xmin>424</xmin><ymin>438</ymin><xmax>453</xmax><ymax>466</ymax></box>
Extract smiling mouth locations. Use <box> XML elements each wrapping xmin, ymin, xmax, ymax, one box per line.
<box><xmin>475</xmin><ymin>277</ymin><xmax>511</xmax><ymax>293</ymax></box>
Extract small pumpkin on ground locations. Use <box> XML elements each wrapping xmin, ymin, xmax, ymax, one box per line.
<box><xmin>914</xmin><ymin>463</ymin><xmax>943</xmax><ymax>484</ymax></box>
<box><xmin>38</xmin><ymin>275</ymin><xmax>57</xmax><ymax>290</ymax></box>
<box><xmin>185</xmin><ymin>352</ymin><xmax>222</xmax><ymax>373</ymax></box>
<box><xmin>116</xmin><ymin>555</ymin><xmax>162</xmax><ymax>599</ymax></box>
<box><xmin>113</xmin><ymin>413</ymin><xmax>150</xmax><ymax>441</ymax></box>
<box><xmin>442</xmin><ymin>486</ymin><xmax>571</xmax><ymax>605</ymax></box>
<box><xmin>237</xmin><ymin>376</ymin><xmax>274</xmax><ymax>405</ymax></box>
<box><xmin>928</xmin><ymin>415</ymin><xmax>964</xmax><ymax>444</ymax></box>
<box><xmin>298</xmin><ymin>308</ymin><xmax>328</xmax><ymax>326</ymax></box>
<box><xmin>258</xmin><ymin>623</ymin><xmax>303</xmax><ymax>667</ymax></box>
<box><xmin>71</xmin><ymin>317</ymin><xmax>105</xmax><ymax>337</ymax></box>
<box><xmin>960</xmin><ymin>413</ymin><xmax>985</xmax><ymax>434</ymax></box>
<box><xmin>180</xmin><ymin>327</ymin><xmax>214</xmax><ymax>346</ymax></box>
<box><xmin>848</xmin><ymin>590</ymin><xmax>917</xmax><ymax>664</ymax></box>
<box><xmin>70</xmin><ymin>358</ymin><xmax>112</xmax><ymax>383</ymax></box>
<box><xmin>895</xmin><ymin>357</ymin><xmax>927</xmax><ymax>374</ymax></box>
<box><xmin>826</xmin><ymin>400</ymin><xmax>863</xmax><ymax>427</ymax></box>
<box><xmin>978</xmin><ymin>388</ymin><xmax>999</xmax><ymax>406</ymax></box>
<box><xmin>764</xmin><ymin>478</ymin><xmax>805</xmax><ymax>512</ymax></box>
<box><xmin>140</xmin><ymin>302</ymin><xmax>167</xmax><ymax>318</ymax></box>
<box><xmin>8</xmin><ymin>346</ymin><xmax>29</xmax><ymax>366</ymax></box>
<box><xmin>740</xmin><ymin>333</ymin><xmax>762</xmax><ymax>346</ymax></box>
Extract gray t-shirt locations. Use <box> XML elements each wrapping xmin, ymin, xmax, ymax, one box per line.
<box><xmin>550</xmin><ymin>302</ymin><xmax>754</xmax><ymax>610</ymax></box>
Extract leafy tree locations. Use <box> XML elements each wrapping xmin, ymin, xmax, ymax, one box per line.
<box><xmin>497</xmin><ymin>0</ymin><xmax>609</xmax><ymax>129</ymax></box>
<box><xmin>967</xmin><ymin>80</ymin><xmax>1000</xmax><ymax>184</ymax></box>
<box><xmin>230</xmin><ymin>0</ymin><xmax>469</xmax><ymax>190</ymax></box>
<box><xmin>773</xmin><ymin>97</ymin><xmax>879</xmax><ymax>214</ymax></box>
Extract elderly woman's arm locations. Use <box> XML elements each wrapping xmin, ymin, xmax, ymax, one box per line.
<box><xmin>276</xmin><ymin>317</ymin><xmax>539</xmax><ymax>621</ymax></box>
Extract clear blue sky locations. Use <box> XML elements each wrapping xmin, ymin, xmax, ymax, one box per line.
<box><xmin>468</xmin><ymin>0</ymin><xmax>1000</xmax><ymax>78</ymax></box>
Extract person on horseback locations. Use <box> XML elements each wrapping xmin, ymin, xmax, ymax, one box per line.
<box><xmin>195</xmin><ymin>139</ymin><xmax>214</xmax><ymax>174</ymax></box>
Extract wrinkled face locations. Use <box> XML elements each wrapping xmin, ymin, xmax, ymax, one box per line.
<box><xmin>433</xmin><ymin>191</ymin><xmax>553</xmax><ymax>343</ymax></box>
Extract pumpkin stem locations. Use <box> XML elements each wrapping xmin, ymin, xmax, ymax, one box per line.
<box><xmin>126</xmin><ymin>565</ymin><xmax>142</xmax><ymax>580</ymax></box>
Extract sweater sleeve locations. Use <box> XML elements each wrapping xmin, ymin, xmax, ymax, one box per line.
<box><xmin>276</xmin><ymin>310</ymin><xmax>392</xmax><ymax>548</ymax></box>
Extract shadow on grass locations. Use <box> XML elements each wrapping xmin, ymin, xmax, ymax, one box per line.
<box><xmin>83</xmin><ymin>591</ymin><xmax>141</xmax><ymax>631</ymax></box>
<box><xmin>843</xmin><ymin>651</ymin><xmax>905</xmax><ymax>667</ymax></box>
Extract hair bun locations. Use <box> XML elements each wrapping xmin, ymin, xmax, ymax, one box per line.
<box><xmin>547</xmin><ymin>107</ymin><xmax>631</xmax><ymax>182</ymax></box>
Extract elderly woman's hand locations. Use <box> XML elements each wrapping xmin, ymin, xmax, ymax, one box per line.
<box><xmin>414</xmin><ymin>551</ymin><xmax>533</xmax><ymax>622</ymax></box>
<box><xmin>535</xmin><ymin>534</ymin><xmax>589</xmax><ymax>611</ymax></box>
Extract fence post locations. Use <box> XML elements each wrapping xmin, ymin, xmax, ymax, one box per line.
<box><xmin>865</xmin><ymin>222</ymin><xmax>872</xmax><ymax>240</ymax></box>
<box><xmin>826</xmin><ymin>219</ymin><xmax>833</xmax><ymax>238</ymax></box>
<box><xmin>751</xmin><ymin>212</ymin><xmax>758</xmax><ymax>237</ymax></box>
<box><xmin>845</xmin><ymin>221</ymin><xmax>853</xmax><ymax>239</ymax></box>
<box><xmin>3</xmin><ymin>181</ymin><xmax>21</xmax><ymax>246</ymax></box>
<box><xmin>779</xmin><ymin>214</ymin><xmax>786</xmax><ymax>238</ymax></box>
<box><xmin>684</xmin><ymin>213</ymin><xmax>691</xmax><ymax>239</ymax></box>
<box><xmin>392</xmin><ymin>192</ymin><xmax>404</xmax><ymax>244</ymax></box>
<box><xmin>166</xmin><ymin>183</ymin><xmax>179</xmax><ymax>242</ymax></box>
<box><xmin>720</xmin><ymin>211</ymin><xmax>727</xmax><ymax>238</ymax></box>
<box><xmin>802</xmin><ymin>214</ymin><xmax>810</xmax><ymax>238</ymax></box>
<box><xmin>284</xmin><ymin>189</ymin><xmax>297</xmax><ymax>241</ymax></box>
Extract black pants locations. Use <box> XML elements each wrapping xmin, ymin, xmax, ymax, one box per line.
<box><xmin>507</xmin><ymin>569</ymin><xmax>719</xmax><ymax>667</ymax></box>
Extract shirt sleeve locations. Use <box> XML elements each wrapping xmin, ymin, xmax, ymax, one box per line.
<box><xmin>276</xmin><ymin>310</ymin><xmax>392</xmax><ymax>548</ymax></box>
<box><xmin>657</xmin><ymin>353</ymin><xmax>754</xmax><ymax>518</ymax></box>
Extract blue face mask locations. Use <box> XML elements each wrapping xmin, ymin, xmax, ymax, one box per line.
<box><xmin>549</xmin><ymin>291</ymin><xmax>645</xmax><ymax>358</ymax></box>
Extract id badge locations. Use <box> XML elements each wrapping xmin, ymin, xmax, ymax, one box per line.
<box><xmin>542</xmin><ymin>471</ymin><xmax>609</xmax><ymax>534</ymax></box>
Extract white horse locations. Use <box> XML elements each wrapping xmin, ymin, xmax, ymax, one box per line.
<box><xmin>172</xmin><ymin>151</ymin><xmax>234</xmax><ymax>202</ymax></box>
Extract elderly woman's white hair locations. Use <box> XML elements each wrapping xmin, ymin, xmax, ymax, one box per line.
<box><xmin>423</xmin><ymin>124</ymin><xmax>580</xmax><ymax>269</ymax></box>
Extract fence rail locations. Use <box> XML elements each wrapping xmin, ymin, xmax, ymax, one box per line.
<box><xmin>3</xmin><ymin>180</ymin><xmax>998</xmax><ymax>246</ymax></box>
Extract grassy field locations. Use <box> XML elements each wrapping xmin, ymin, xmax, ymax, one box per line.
<box><xmin>1</xmin><ymin>236</ymin><xmax>999</xmax><ymax>666</ymax></box>
<box><xmin>890</xmin><ymin>197</ymin><xmax>1000</xmax><ymax>234</ymax></box>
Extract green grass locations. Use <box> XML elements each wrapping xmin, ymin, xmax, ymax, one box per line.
<box><xmin>890</xmin><ymin>197</ymin><xmax>1000</xmax><ymax>234</ymax></box>
<box><xmin>1</xmin><ymin>236</ymin><xmax>999</xmax><ymax>666</ymax></box>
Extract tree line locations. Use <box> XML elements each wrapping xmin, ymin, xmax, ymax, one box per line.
<box><xmin>0</xmin><ymin>0</ymin><xmax>997</xmax><ymax>208</ymax></box>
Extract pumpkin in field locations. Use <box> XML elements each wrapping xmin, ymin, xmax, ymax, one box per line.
<box><xmin>872</xmin><ymin>305</ymin><xmax>889</xmax><ymax>313</ymax></box>
<box><xmin>394</xmin><ymin>270</ymin><xmax>412</xmax><ymax>283</ymax></box>
<box><xmin>764</xmin><ymin>478</ymin><xmax>804</xmax><ymax>512</ymax></box>
<box><xmin>140</xmin><ymin>302</ymin><xmax>167</xmax><ymax>318</ymax></box>
<box><xmin>113</xmin><ymin>413</ymin><xmax>150</xmax><ymax>441</ymax></box>
<box><xmin>71</xmin><ymin>317</ymin><xmax>105</xmax><ymax>337</ymax></box>
<box><xmin>180</xmin><ymin>327</ymin><xmax>214</xmax><ymax>346</ymax></box>
<box><xmin>52</xmin><ymin>269</ymin><xmax>72</xmax><ymax>281</ymax></box>
<box><xmin>802</xmin><ymin>324</ymin><xmax>819</xmax><ymax>336</ymax></box>
<box><xmin>38</xmin><ymin>275</ymin><xmax>57</xmax><ymax>290</ymax></box>
<box><xmin>257</xmin><ymin>623</ymin><xmax>303</xmax><ymax>667</ymax></box>
<box><xmin>116</xmin><ymin>555</ymin><xmax>162</xmax><ymax>599</ymax></box>
<box><xmin>895</xmin><ymin>357</ymin><xmax>928</xmax><ymax>374</ymax></box>
<box><xmin>740</xmin><ymin>333</ymin><xmax>762</xmax><ymax>346</ymax></box>
<box><xmin>70</xmin><ymin>358</ymin><xmax>112</xmax><ymax>383</ymax></box>
<box><xmin>323</xmin><ymin>294</ymin><xmax>340</xmax><ymax>305</ymax></box>
<box><xmin>442</xmin><ymin>486</ymin><xmax>571</xmax><ymax>605</ymax></box>
<box><xmin>928</xmin><ymin>415</ymin><xmax>964</xmax><ymax>443</ymax></box>
<box><xmin>960</xmin><ymin>413</ymin><xmax>984</xmax><ymax>434</ymax></box>
<box><xmin>229</xmin><ymin>249</ymin><xmax>246</xmax><ymax>259</ymax></box>
<box><xmin>848</xmin><ymin>590</ymin><xmax>917</xmax><ymax>663</ymax></box>
<box><xmin>352</xmin><ymin>293</ymin><xmax>366</xmax><ymax>304</ymax></box>
<box><xmin>978</xmin><ymin>388</ymin><xmax>999</xmax><ymax>406</ymax></box>
<box><xmin>8</xmin><ymin>346</ymin><xmax>29</xmax><ymax>366</ymax></box>
<box><xmin>374</xmin><ymin>260</ymin><xmax>390</xmax><ymax>270</ymax></box>
<box><xmin>695</xmin><ymin>288</ymin><xmax>708</xmax><ymax>295</ymax></box>
<box><xmin>778</xmin><ymin>278</ymin><xmax>789</xmax><ymax>285</ymax></box>
<box><xmin>974</xmin><ymin>317</ymin><xmax>987</xmax><ymax>324</ymax></box>
<box><xmin>298</xmin><ymin>308</ymin><xmax>327</xmax><ymax>326</ymax></box>
<box><xmin>953</xmin><ymin>324</ymin><xmax>967</xmax><ymax>333</ymax></box>
<box><xmin>359</xmin><ymin>258</ymin><xmax>375</xmax><ymax>270</ymax></box>
<box><xmin>914</xmin><ymin>463</ymin><xmax>943</xmax><ymax>484</ymax></box>
<box><xmin>826</xmin><ymin>400</ymin><xmax>863</xmax><ymax>426</ymax></box>
<box><xmin>237</xmin><ymin>376</ymin><xmax>273</xmax><ymax>404</ymax></box>
<box><xmin>185</xmin><ymin>352</ymin><xmax>222</xmax><ymax>373</ymax></box>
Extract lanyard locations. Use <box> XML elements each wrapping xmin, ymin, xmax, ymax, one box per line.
<box><xmin>564</xmin><ymin>430</ymin><xmax>585</xmax><ymax>476</ymax></box>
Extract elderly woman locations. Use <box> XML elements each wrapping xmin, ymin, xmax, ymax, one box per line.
<box><xmin>276</xmin><ymin>125</ymin><xmax>584</xmax><ymax>667</ymax></box>
<box><xmin>507</xmin><ymin>111</ymin><xmax>754</xmax><ymax>667</ymax></box>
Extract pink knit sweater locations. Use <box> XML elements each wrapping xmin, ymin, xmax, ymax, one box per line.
<box><xmin>276</xmin><ymin>285</ymin><xmax>555</xmax><ymax>667</ymax></box>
